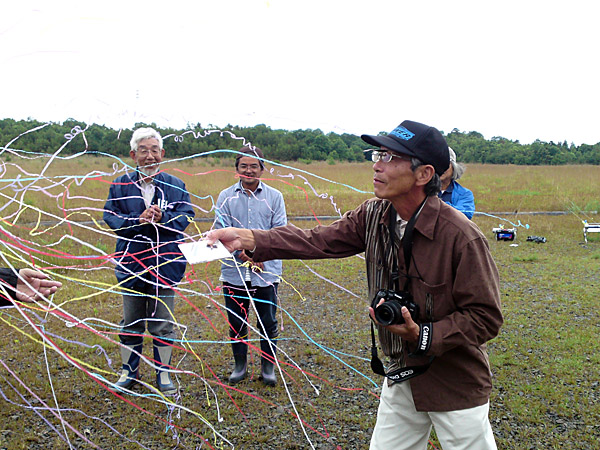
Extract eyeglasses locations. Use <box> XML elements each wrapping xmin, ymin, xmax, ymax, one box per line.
<box><xmin>137</xmin><ymin>148</ymin><xmax>162</xmax><ymax>157</ymax></box>
<box><xmin>367</xmin><ymin>150</ymin><xmax>413</xmax><ymax>164</ymax></box>
<box><xmin>238</xmin><ymin>163</ymin><xmax>261</xmax><ymax>170</ymax></box>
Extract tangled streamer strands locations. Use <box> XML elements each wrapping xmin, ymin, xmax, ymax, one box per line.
<box><xmin>0</xmin><ymin>123</ymin><xmax>391</xmax><ymax>449</ymax></box>
<box><xmin>0</xmin><ymin>123</ymin><xmax>550</xmax><ymax>449</ymax></box>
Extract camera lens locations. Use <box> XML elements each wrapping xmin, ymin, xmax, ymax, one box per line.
<box><xmin>374</xmin><ymin>301</ymin><xmax>405</xmax><ymax>326</ymax></box>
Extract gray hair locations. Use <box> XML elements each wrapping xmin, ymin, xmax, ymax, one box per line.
<box><xmin>449</xmin><ymin>147</ymin><xmax>466</xmax><ymax>181</ymax></box>
<box><xmin>450</xmin><ymin>160</ymin><xmax>466</xmax><ymax>181</ymax></box>
<box><xmin>130</xmin><ymin>127</ymin><xmax>163</xmax><ymax>153</ymax></box>
<box><xmin>411</xmin><ymin>158</ymin><xmax>441</xmax><ymax>196</ymax></box>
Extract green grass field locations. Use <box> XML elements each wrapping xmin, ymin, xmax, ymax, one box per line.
<box><xmin>0</xmin><ymin>156</ymin><xmax>598</xmax><ymax>449</ymax></box>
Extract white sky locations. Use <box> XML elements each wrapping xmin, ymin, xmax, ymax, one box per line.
<box><xmin>1</xmin><ymin>0</ymin><xmax>599</xmax><ymax>145</ymax></box>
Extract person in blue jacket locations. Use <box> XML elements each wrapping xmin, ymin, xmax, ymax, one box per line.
<box><xmin>103</xmin><ymin>127</ymin><xmax>194</xmax><ymax>394</ymax></box>
<box><xmin>438</xmin><ymin>148</ymin><xmax>475</xmax><ymax>219</ymax></box>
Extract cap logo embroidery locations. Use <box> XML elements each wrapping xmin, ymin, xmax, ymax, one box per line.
<box><xmin>390</xmin><ymin>126</ymin><xmax>414</xmax><ymax>141</ymax></box>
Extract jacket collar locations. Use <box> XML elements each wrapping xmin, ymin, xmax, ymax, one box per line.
<box><xmin>415</xmin><ymin>196</ymin><xmax>440</xmax><ymax>241</ymax></box>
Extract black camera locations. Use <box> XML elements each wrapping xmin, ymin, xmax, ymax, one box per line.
<box><xmin>372</xmin><ymin>289</ymin><xmax>419</xmax><ymax>326</ymax></box>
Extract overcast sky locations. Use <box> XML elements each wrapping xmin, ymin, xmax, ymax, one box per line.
<box><xmin>2</xmin><ymin>0</ymin><xmax>599</xmax><ymax>146</ymax></box>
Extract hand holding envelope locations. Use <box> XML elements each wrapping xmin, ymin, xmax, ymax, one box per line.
<box><xmin>178</xmin><ymin>239</ymin><xmax>232</xmax><ymax>264</ymax></box>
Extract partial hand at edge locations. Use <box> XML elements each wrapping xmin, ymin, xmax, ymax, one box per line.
<box><xmin>15</xmin><ymin>269</ymin><xmax>62</xmax><ymax>303</ymax></box>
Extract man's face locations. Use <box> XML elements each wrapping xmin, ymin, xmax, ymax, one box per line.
<box><xmin>130</xmin><ymin>138</ymin><xmax>165</xmax><ymax>177</ymax></box>
<box><xmin>236</xmin><ymin>156</ymin><xmax>264</xmax><ymax>189</ymax></box>
<box><xmin>440</xmin><ymin>164</ymin><xmax>453</xmax><ymax>186</ymax></box>
<box><xmin>372</xmin><ymin>147</ymin><xmax>418</xmax><ymax>202</ymax></box>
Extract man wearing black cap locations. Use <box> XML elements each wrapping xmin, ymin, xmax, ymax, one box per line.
<box><xmin>214</xmin><ymin>146</ymin><xmax>287</xmax><ymax>386</ymax></box>
<box><xmin>206</xmin><ymin>120</ymin><xmax>503</xmax><ymax>449</ymax></box>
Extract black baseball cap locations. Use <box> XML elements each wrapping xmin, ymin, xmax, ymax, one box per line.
<box><xmin>361</xmin><ymin>120</ymin><xmax>450</xmax><ymax>175</ymax></box>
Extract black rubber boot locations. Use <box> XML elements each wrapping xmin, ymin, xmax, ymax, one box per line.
<box><xmin>260</xmin><ymin>359</ymin><xmax>277</xmax><ymax>386</ymax></box>
<box><xmin>228</xmin><ymin>342</ymin><xmax>248</xmax><ymax>384</ymax></box>
<box><xmin>259</xmin><ymin>338</ymin><xmax>277</xmax><ymax>386</ymax></box>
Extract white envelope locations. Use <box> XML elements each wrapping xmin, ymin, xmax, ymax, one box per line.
<box><xmin>178</xmin><ymin>240</ymin><xmax>232</xmax><ymax>264</ymax></box>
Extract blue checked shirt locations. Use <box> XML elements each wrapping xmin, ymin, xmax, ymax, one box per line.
<box><xmin>214</xmin><ymin>180</ymin><xmax>287</xmax><ymax>286</ymax></box>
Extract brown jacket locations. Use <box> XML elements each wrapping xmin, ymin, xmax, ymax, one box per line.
<box><xmin>252</xmin><ymin>196</ymin><xmax>503</xmax><ymax>411</ymax></box>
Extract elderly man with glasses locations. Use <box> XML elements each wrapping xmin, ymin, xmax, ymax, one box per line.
<box><xmin>206</xmin><ymin>120</ymin><xmax>503</xmax><ymax>450</ymax></box>
<box><xmin>103</xmin><ymin>127</ymin><xmax>195</xmax><ymax>395</ymax></box>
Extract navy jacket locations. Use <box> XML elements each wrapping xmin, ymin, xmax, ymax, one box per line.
<box><xmin>103</xmin><ymin>170</ymin><xmax>195</xmax><ymax>290</ymax></box>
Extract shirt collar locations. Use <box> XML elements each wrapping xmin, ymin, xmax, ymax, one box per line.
<box><xmin>379</xmin><ymin>197</ymin><xmax>439</xmax><ymax>242</ymax></box>
<box><xmin>139</xmin><ymin>177</ymin><xmax>154</xmax><ymax>188</ymax></box>
<box><xmin>235</xmin><ymin>179</ymin><xmax>263</xmax><ymax>193</ymax></box>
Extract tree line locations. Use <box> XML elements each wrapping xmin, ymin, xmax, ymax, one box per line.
<box><xmin>1</xmin><ymin>118</ymin><xmax>599</xmax><ymax>165</ymax></box>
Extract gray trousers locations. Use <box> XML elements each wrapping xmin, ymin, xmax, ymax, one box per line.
<box><xmin>119</xmin><ymin>287</ymin><xmax>175</xmax><ymax>345</ymax></box>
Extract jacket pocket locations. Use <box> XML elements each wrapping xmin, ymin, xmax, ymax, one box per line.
<box><xmin>411</xmin><ymin>279</ymin><xmax>452</xmax><ymax>321</ymax></box>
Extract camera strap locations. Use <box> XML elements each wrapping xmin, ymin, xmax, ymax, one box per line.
<box><xmin>370</xmin><ymin>198</ymin><xmax>433</xmax><ymax>383</ymax></box>
<box><xmin>370</xmin><ymin>321</ymin><xmax>434</xmax><ymax>382</ymax></box>
<box><xmin>393</xmin><ymin>198</ymin><xmax>426</xmax><ymax>291</ymax></box>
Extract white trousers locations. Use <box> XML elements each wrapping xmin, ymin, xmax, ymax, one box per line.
<box><xmin>370</xmin><ymin>380</ymin><xmax>497</xmax><ymax>450</ymax></box>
